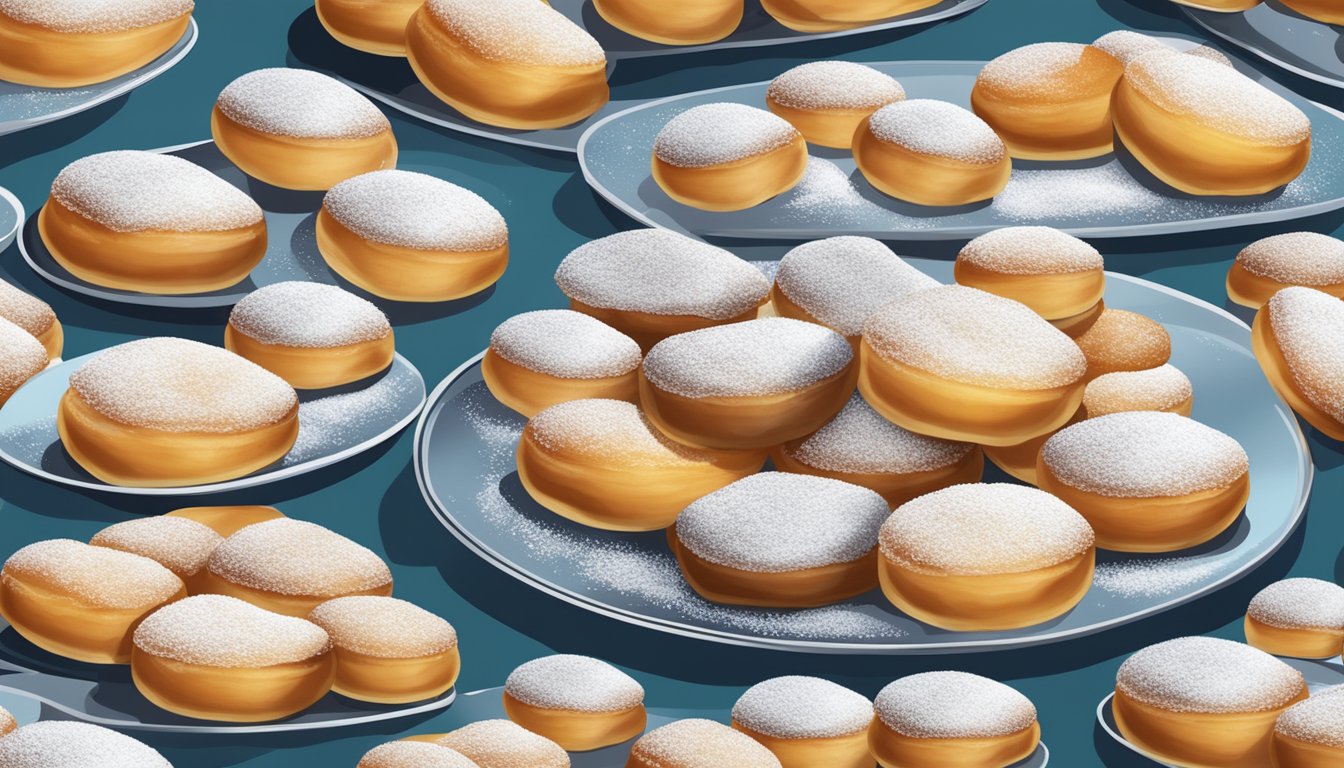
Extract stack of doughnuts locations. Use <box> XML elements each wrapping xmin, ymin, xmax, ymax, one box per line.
<box><xmin>953</xmin><ymin>226</ymin><xmax>1105</xmax><ymax>333</ymax></box>
<box><xmin>1229</xmin><ymin>232</ymin><xmax>1344</xmax><ymax>309</ymax></box>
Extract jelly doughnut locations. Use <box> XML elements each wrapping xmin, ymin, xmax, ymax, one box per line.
<box><xmin>226</xmin><ymin>282</ymin><xmax>394</xmax><ymax>389</ymax></box>
<box><xmin>766</xmin><ymin>62</ymin><xmax>905</xmax><ymax>148</ymax></box>
<box><xmin>0</xmin><ymin>0</ymin><xmax>193</xmax><ymax>88</ymax></box>
<box><xmin>672</xmin><ymin>472</ymin><xmax>888</xmax><ymax>607</ymax></box>
<box><xmin>315</xmin><ymin>0</ymin><xmax>422</xmax><ymax>56</ymax></box>
<box><xmin>1115</xmin><ymin>636</ymin><xmax>1306</xmax><ymax>768</ymax></box>
<box><xmin>318</xmin><ymin>170</ymin><xmax>508</xmax><ymax>302</ymax></box>
<box><xmin>406</xmin><ymin>0</ymin><xmax>609</xmax><ymax>130</ymax></box>
<box><xmin>555</xmin><ymin>229</ymin><xmax>769</xmax><ymax>350</ymax></box>
<box><xmin>1254</xmin><ymin>287</ymin><xmax>1344</xmax><ymax>439</ymax></box>
<box><xmin>1228</xmin><ymin>232</ymin><xmax>1344</xmax><ymax>309</ymax></box>
<box><xmin>954</xmin><ymin>226</ymin><xmax>1104</xmax><ymax>321</ymax></box>
<box><xmin>359</xmin><ymin>741</ymin><xmax>480</xmax><ymax>768</ymax></box>
<box><xmin>1113</xmin><ymin>50</ymin><xmax>1310</xmax><ymax>196</ymax></box>
<box><xmin>1092</xmin><ymin>30</ymin><xmax>1234</xmax><ymax>68</ymax></box>
<box><xmin>629</xmin><ymin>719</ymin><xmax>781</xmax><ymax>768</ymax></box>
<box><xmin>308</xmin><ymin>595</ymin><xmax>458</xmax><ymax>704</ymax></box>
<box><xmin>502</xmin><ymin>654</ymin><xmax>646</xmax><ymax>751</ymax></box>
<box><xmin>870</xmin><ymin>671</ymin><xmax>1040</xmax><ymax>768</ymax></box>
<box><xmin>0</xmin><ymin>721</ymin><xmax>171</xmax><ymax>767</ymax></box>
<box><xmin>1039</xmin><ymin>412</ymin><xmax>1249</xmax><ymax>552</ymax></box>
<box><xmin>860</xmin><ymin>285</ymin><xmax>1087</xmax><ymax>446</ymax></box>
<box><xmin>0</xmin><ymin>318</ymin><xmax>46</xmax><ymax>407</ymax></box>
<box><xmin>593</xmin><ymin>0</ymin><xmax>742</xmax><ymax>45</ymax></box>
<box><xmin>0</xmin><ymin>539</ymin><xmax>185</xmax><ymax>663</ymax></box>
<box><xmin>1081</xmin><ymin>364</ymin><xmax>1193</xmax><ymax>418</ymax></box>
<box><xmin>732</xmin><ymin>676</ymin><xmax>873</xmax><ymax>768</ymax></box>
<box><xmin>1280</xmin><ymin>0</ymin><xmax>1344</xmax><ymax>23</ymax></box>
<box><xmin>0</xmin><ymin>279</ymin><xmax>61</xmax><ymax>360</ymax></box>
<box><xmin>90</xmin><ymin>516</ymin><xmax>224</xmax><ymax>593</ymax></box>
<box><xmin>484</xmin><ymin>310</ymin><xmax>641</xmax><ymax>417</ymax></box>
<box><xmin>131</xmin><ymin>594</ymin><xmax>334</xmax><ymax>722</ymax></box>
<box><xmin>1244</xmin><ymin>578</ymin><xmax>1344</xmax><ymax>659</ymax></box>
<box><xmin>0</xmin><ymin>705</ymin><xmax>12</xmax><ymax>738</ymax></box>
<box><xmin>652</xmin><ymin>103</ymin><xmax>807</xmax><ymax>211</ymax></box>
<box><xmin>41</xmin><ymin>151</ymin><xmax>266</xmax><ymax>294</ymax></box>
<box><xmin>165</xmin><ymin>505</ymin><xmax>287</xmax><ymax>537</ymax></box>
<box><xmin>640</xmin><ymin>318</ymin><xmax>855</xmax><ymax>451</ymax></box>
<box><xmin>433</xmin><ymin>720</ymin><xmax>571</xmax><ymax>768</ymax></box>
<box><xmin>1072</xmin><ymin>308</ymin><xmax>1171</xmax><ymax>380</ymax></box>
<box><xmin>879</xmin><ymin>483</ymin><xmax>1095</xmax><ymax>630</ymax></box>
<box><xmin>212</xmin><ymin>68</ymin><xmax>397</xmax><ymax>191</ymax></box>
<box><xmin>1273</xmin><ymin>685</ymin><xmax>1344</xmax><ymax>768</ymax></box>
<box><xmin>759</xmin><ymin>0</ymin><xmax>940</xmax><ymax>33</ymax></box>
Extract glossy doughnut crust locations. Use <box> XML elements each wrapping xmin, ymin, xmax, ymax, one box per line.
<box><xmin>1243</xmin><ymin>615</ymin><xmax>1344</xmax><ymax>660</ymax></box>
<box><xmin>503</xmin><ymin>692</ymin><xmax>647</xmax><ymax>752</ymax></box>
<box><xmin>869</xmin><ymin>719</ymin><xmax>1041</xmax><ymax>768</ymax></box>
<box><xmin>670</xmin><ymin>530</ymin><xmax>880</xmax><ymax>608</ymax></box>
<box><xmin>307</xmin><ymin>608</ymin><xmax>459</xmax><ymax>704</ymax></box>
<box><xmin>651</xmin><ymin>136</ymin><xmax>809</xmax><ymax>212</ymax></box>
<box><xmin>314</xmin><ymin>0</ymin><xmax>423</xmax><ymax>56</ymax></box>
<box><xmin>593</xmin><ymin>0</ymin><xmax>743</xmax><ymax>44</ymax></box>
<box><xmin>1273</xmin><ymin>734</ymin><xmax>1344</xmax><ymax>768</ymax></box>
<box><xmin>0</xmin><ymin>10</ymin><xmax>191</xmax><ymax>88</ymax></box>
<box><xmin>852</xmin><ymin>117</ymin><xmax>1011</xmax><ymax>207</ymax></box>
<box><xmin>759</xmin><ymin>0</ymin><xmax>940</xmax><ymax>32</ymax></box>
<box><xmin>1252</xmin><ymin>309</ymin><xmax>1344</xmax><ymax>441</ymax></box>
<box><xmin>733</xmin><ymin>723</ymin><xmax>872</xmax><ymax>768</ymax></box>
<box><xmin>954</xmin><ymin>262</ymin><xmax>1105</xmax><ymax>322</ymax></box>
<box><xmin>210</xmin><ymin>106</ymin><xmax>397</xmax><ymax>191</ymax></box>
<box><xmin>1280</xmin><ymin>0</ymin><xmax>1344</xmax><ymax>23</ymax></box>
<box><xmin>1113</xmin><ymin>688</ymin><xmax>1305</xmax><ymax>768</ymax></box>
<box><xmin>481</xmin><ymin>349</ymin><xmax>638</xmax><ymax>418</ymax></box>
<box><xmin>165</xmin><ymin>506</ymin><xmax>287</xmax><ymax>537</ymax></box>
<box><xmin>223</xmin><ymin>325</ymin><xmax>395</xmax><ymax>390</ymax></box>
<box><xmin>132</xmin><ymin>650</ymin><xmax>335</xmax><ymax>721</ymax></box>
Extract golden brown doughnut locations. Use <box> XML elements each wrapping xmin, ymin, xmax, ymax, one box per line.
<box><xmin>0</xmin><ymin>722</ymin><xmax>172</xmax><ymax>766</ymax></box>
<box><xmin>1228</xmin><ymin>232</ymin><xmax>1344</xmax><ymax>309</ymax></box>
<box><xmin>314</xmin><ymin>0</ymin><xmax>422</xmax><ymax>56</ymax></box>
<box><xmin>766</xmin><ymin>62</ymin><xmax>905</xmax><ymax>148</ymax></box>
<box><xmin>954</xmin><ymin>227</ymin><xmax>1105</xmax><ymax>321</ymax></box>
<box><xmin>0</xmin><ymin>279</ymin><xmax>61</xmax><ymax>360</ymax></box>
<box><xmin>1280</xmin><ymin>0</ymin><xmax>1344</xmax><ymax>23</ymax></box>
<box><xmin>358</xmin><ymin>741</ymin><xmax>481</xmax><ymax>768</ymax></box>
<box><xmin>165</xmin><ymin>505</ymin><xmax>287</xmax><ymax>537</ymax></box>
<box><xmin>90</xmin><ymin>516</ymin><xmax>224</xmax><ymax>594</ymax></box>
<box><xmin>629</xmin><ymin>719</ymin><xmax>782</xmax><ymax>768</ymax></box>
<box><xmin>502</xmin><ymin>654</ymin><xmax>646</xmax><ymax>751</ymax></box>
<box><xmin>593</xmin><ymin>0</ymin><xmax>742</xmax><ymax>45</ymax></box>
<box><xmin>0</xmin><ymin>317</ymin><xmax>47</xmax><ymax>408</ymax></box>
<box><xmin>980</xmin><ymin>407</ymin><xmax>1081</xmax><ymax>486</ymax></box>
<box><xmin>1080</xmin><ymin>364</ymin><xmax>1193</xmax><ymax>419</ymax></box>
<box><xmin>732</xmin><ymin>676</ymin><xmax>873</xmax><ymax>768</ymax></box>
<box><xmin>1272</xmin><ymin>686</ymin><xmax>1344</xmax><ymax>768</ymax></box>
<box><xmin>870</xmin><ymin>672</ymin><xmax>1040</xmax><ymax>768</ymax></box>
<box><xmin>430</xmin><ymin>720</ymin><xmax>571</xmax><ymax>768</ymax></box>
<box><xmin>1072</xmin><ymin>308</ymin><xmax>1170</xmax><ymax>380</ymax></box>
<box><xmin>1253</xmin><ymin>287</ymin><xmax>1344</xmax><ymax>440</ymax></box>
<box><xmin>1051</xmin><ymin>299</ymin><xmax>1106</xmax><ymax>338</ymax></box>
<box><xmin>308</xmin><ymin>596</ymin><xmax>458</xmax><ymax>704</ymax></box>
<box><xmin>1244</xmin><ymin>578</ymin><xmax>1344</xmax><ymax>660</ymax></box>
<box><xmin>759</xmin><ymin>0</ymin><xmax>940</xmax><ymax>33</ymax></box>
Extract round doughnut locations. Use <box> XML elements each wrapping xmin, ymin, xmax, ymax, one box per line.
<box><xmin>308</xmin><ymin>595</ymin><xmax>458</xmax><ymax>704</ymax></box>
<box><xmin>502</xmin><ymin>654</ymin><xmax>646</xmax><ymax>751</ymax></box>
<box><xmin>1038</xmin><ymin>412</ymin><xmax>1250</xmax><ymax>552</ymax></box>
<box><xmin>165</xmin><ymin>505</ymin><xmax>287</xmax><ymax>537</ymax></box>
<box><xmin>1072</xmin><ymin>308</ymin><xmax>1171</xmax><ymax>380</ymax></box>
<box><xmin>1244</xmin><ymin>578</ymin><xmax>1344</xmax><ymax>660</ymax></box>
<box><xmin>954</xmin><ymin>227</ymin><xmax>1105</xmax><ymax>321</ymax></box>
<box><xmin>212</xmin><ymin>68</ymin><xmax>397</xmax><ymax>191</ymax></box>
<box><xmin>870</xmin><ymin>671</ymin><xmax>1040</xmax><ymax>768</ymax></box>
<box><xmin>199</xmin><ymin>518</ymin><xmax>392</xmax><ymax>616</ymax></box>
<box><xmin>225</xmin><ymin>281</ymin><xmax>394</xmax><ymax>389</ymax></box>
<box><xmin>315</xmin><ymin>0</ymin><xmax>422</xmax><ymax>56</ymax></box>
<box><xmin>860</xmin><ymin>284</ymin><xmax>1087</xmax><ymax>446</ymax></box>
<box><xmin>0</xmin><ymin>318</ymin><xmax>47</xmax><ymax>408</ymax></box>
<box><xmin>0</xmin><ymin>0</ymin><xmax>193</xmax><ymax>88</ymax></box>
<box><xmin>0</xmin><ymin>279</ymin><xmax>61</xmax><ymax>360</ymax></box>
<box><xmin>772</xmin><ymin>393</ymin><xmax>982</xmax><ymax>508</ymax></box>
<box><xmin>1254</xmin><ymin>286</ymin><xmax>1344</xmax><ymax>440</ymax></box>
<box><xmin>732</xmin><ymin>676</ymin><xmax>873</xmax><ymax>768</ymax></box>
<box><xmin>1280</xmin><ymin>0</ymin><xmax>1344</xmax><ymax>23</ymax></box>
<box><xmin>1228</xmin><ymin>232</ymin><xmax>1344</xmax><ymax>309</ymax></box>
<box><xmin>980</xmin><ymin>407</ymin><xmax>1082</xmax><ymax>486</ymax></box>
<box><xmin>0</xmin><ymin>539</ymin><xmax>185</xmax><ymax>664</ymax></box>
<box><xmin>58</xmin><ymin>338</ymin><xmax>299</xmax><ymax>487</ymax></box>
<box><xmin>40</xmin><ymin>151</ymin><xmax>266</xmax><ymax>294</ymax></box>
<box><xmin>0</xmin><ymin>705</ymin><xmax>12</xmax><ymax>738</ymax></box>
<box><xmin>758</xmin><ymin>0</ymin><xmax>940</xmax><ymax>33</ymax></box>
<box><xmin>1081</xmin><ymin>364</ymin><xmax>1193</xmax><ymax>418</ymax></box>
<box><xmin>318</xmin><ymin>170</ymin><xmax>509</xmax><ymax>302</ymax></box>
<box><xmin>131</xmin><ymin>594</ymin><xmax>334</xmax><ymax>722</ymax></box>
<box><xmin>629</xmin><ymin>719</ymin><xmax>782</xmax><ymax>768</ymax></box>
<box><xmin>430</xmin><ymin>720</ymin><xmax>570</xmax><ymax>768</ymax></box>
<box><xmin>518</xmin><ymin>399</ymin><xmax>763</xmax><ymax>531</ymax></box>
<box><xmin>90</xmin><ymin>516</ymin><xmax>224</xmax><ymax>593</ymax></box>
<box><xmin>879</xmin><ymin>483</ymin><xmax>1095</xmax><ymax>630</ymax></box>
<box><xmin>652</xmin><ymin>103</ymin><xmax>807</xmax><ymax>211</ymax></box>
<box><xmin>406</xmin><ymin>0</ymin><xmax>609</xmax><ymax>130</ymax></box>
<box><xmin>1092</xmin><ymin>30</ymin><xmax>1235</xmax><ymax>69</ymax></box>
<box><xmin>766</xmin><ymin>62</ymin><xmax>905</xmax><ymax>148</ymax></box>
<box><xmin>1113</xmin><ymin>50</ymin><xmax>1310</xmax><ymax>196</ymax></box>
<box><xmin>484</xmin><ymin>310</ymin><xmax>641</xmax><ymax>417</ymax></box>
<box><xmin>1115</xmin><ymin>636</ymin><xmax>1306</xmax><ymax>768</ymax></box>
<box><xmin>359</xmin><ymin>741</ymin><xmax>481</xmax><ymax>768</ymax></box>
<box><xmin>640</xmin><ymin>317</ymin><xmax>856</xmax><ymax>451</ymax></box>
<box><xmin>0</xmin><ymin>721</ymin><xmax>170</xmax><ymax>767</ymax></box>
<box><xmin>593</xmin><ymin>0</ymin><xmax>742</xmax><ymax>45</ymax></box>
<box><xmin>671</xmin><ymin>472</ymin><xmax>888</xmax><ymax>607</ymax></box>
<box><xmin>853</xmin><ymin>99</ymin><xmax>1011</xmax><ymax>207</ymax></box>
<box><xmin>1273</xmin><ymin>685</ymin><xmax>1344</xmax><ymax>768</ymax></box>
<box><xmin>554</xmin><ymin>229</ymin><xmax>769</xmax><ymax>350</ymax></box>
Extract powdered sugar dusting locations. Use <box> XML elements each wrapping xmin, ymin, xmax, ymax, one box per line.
<box><xmin>868</xmin><ymin>100</ymin><xmax>1006</xmax><ymax>164</ymax></box>
<box><xmin>229</xmin><ymin>282</ymin><xmax>390</xmax><ymax>349</ymax></box>
<box><xmin>435</xmin><ymin>720</ymin><xmax>569</xmax><ymax>768</ymax></box>
<box><xmin>1117</xmin><ymin>636</ymin><xmax>1304</xmax><ymax>713</ymax></box>
<box><xmin>425</xmin><ymin>0</ymin><xmax>604</xmax><ymax>67</ymax></box>
<box><xmin>505</xmin><ymin>654</ymin><xmax>644</xmax><ymax>713</ymax></box>
<box><xmin>359</xmin><ymin>741</ymin><xmax>479</xmax><ymax>768</ymax></box>
<box><xmin>0</xmin><ymin>318</ymin><xmax>47</xmax><ymax>393</ymax></box>
<box><xmin>1093</xmin><ymin>553</ymin><xmax>1234</xmax><ymax>599</ymax></box>
<box><xmin>767</xmin><ymin>61</ymin><xmax>905</xmax><ymax>111</ymax></box>
<box><xmin>732</xmin><ymin>676</ymin><xmax>872</xmax><ymax>739</ymax></box>
<box><xmin>875</xmin><ymin>671</ymin><xmax>1036</xmax><ymax>739</ymax></box>
<box><xmin>217</xmin><ymin>68</ymin><xmax>390</xmax><ymax>140</ymax></box>
<box><xmin>654</xmin><ymin>103</ymin><xmax>800</xmax><ymax>168</ymax></box>
<box><xmin>90</xmin><ymin>516</ymin><xmax>223</xmax><ymax>577</ymax></box>
<box><xmin>0</xmin><ymin>0</ymin><xmax>191</xmax><ymax>34</ymax></box>
<box><xmin>308</xmin><ymin>596</ymin><xmax>457</xmax><ymax>658</ymax></box>
<box><xmin>1248</xmin><ymin>577</ymin><xmax>1344</xmax><ymax>630</ymax></box>
<box><xmin>133</xmin><ymin>594</ymin><xmax>331</xmax><ymax>668</ymax></box>
<box><xmin>1268</xmin><ymin>287</ymin><xmax>1344</xmax><ymax>423</ymax></box>
<box><xmin>324</xmin><ymin>170</ymin><xmax>507</xmax><ymax>252</ymax></box>
<box><xmin>1237</xmin><ymin>232</ymin><xmax>1344</xmax><ymax>286</ymax></box>
<box><xmin>632</xmin><ymin>720</ymin><xmax>780</xmax><ymax>767</ymax></box>
<box><xmin>206</xmin><ymin>518</ymin><xmax>391</xmax><ymax>597</ymax></box>
<box><xmin>1082</xmin><ymin>365</ymin><xmax>1192</xmax><ymax>417</ymax></box>
<box><xmin>774</xmin><ymin>236</ymin><xmax>938</xmax><ymax>335</ymax></box>
<box><xmin>1276</xmin><ymin>685</ymin><xmax>1344</xmax><ymax>748</ymax></box>
<box><xmin>1091</xmin><ymin>31</ymin><xmax>1171</xmax><ymax>65</ymax></box>
<box><xmin>2</xmin><ymin>539</ymin><xmax>182</xmax><ymax>609</ymax></box>
<box><xmin>976</xmin><ymin>42</ymin><xmax>1111</xmax><ymax>100</ymax></box>
<box><xmin>0</xmin><ymin>722</ymin><xmax>171</xmax><ymax>767</ymax></box>
<box><xmin>526</xmin><ymin>399</ymin><xmax>722</xmax><ymax>468</ymax></box>
<box><xmin>490</xmin><ymin>310</ymin><xmax>639</xmax><ymax>379</ymax></box>
<box><xmin>0</xmin><ymin>280</ymin><xmax>56</xmax><ymax>340</ymax></box>
<box><xmin>786</xmin><ymin>393</ymin><xmax>974</xmax><ymax>475</ymax></box>
<box><xmin>957</xmin><ymin>226</ymin><xmax>1102</xmax><ymax>275</ymax></box>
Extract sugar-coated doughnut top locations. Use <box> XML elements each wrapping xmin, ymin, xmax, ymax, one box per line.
<box><xmin>767</xmin><ymin>61</ymin><xmax>906</xmax><ymax>111</ymax></box>
<box><xmin>880</xmin><ymin>483</ymin><xmax>1094</xmax><ymax>575</ymax></box>
<box><xmin>0</xmin><ymin>0</ymin><xmax>192</xmax><ymax>34</ymax></box>
<box><xmin>654</xmin><ymin>103</ymin><xmax>800</xmax><ymax>168</ymax></box>
<box><xmin>867</xmin><ymin>100</ymin><xmax>1006</xmax><ymax>164</ymax></box>
<box><xmin>976</xmin><ymin>42</ymin><xmax>1122</xmax><ymax>100</ymax></box>
<box><xmin>1269</xmin><ymin>287</ymin><xmax>1344</xmax><ymax>423</ymax></box>
<box><xmin>1124</xmin><ymin>51</ymin><xmax>1310</xmax><ymax>146</ymax></box>
<box><xmin>217</xmin><ymin>68</ymin><xmax>390</xmax><ymax>140</ymax></box>
<box><xmin>555</xmin><ymin>229</ymin><xmax>769</xmax><ymax>320</ymax></box>
<box><xmin>51</xmin><ymin>151</ymin><xmax>263</xmax><ymax>234</ymax></box>
<box><xmin>774</xmin><ymin>236</ymin><xmax>938</xmax><ymax>336</ymax></box>
<box><xmin>786</xmin><ymin>393</ymin><xmax>974</xmax><ymax>475</ymax></box>
<box><xmin>1074</xmin><ymin>309</ymin><xmax>1170</xmax><ymax>370</ymax></box>
<box><xmin>1186</xmin><ymin>45</ymin><xmax>1233</xmax><ymax>67</ymax></box>
<box><xmin>424</xmin><ymin>0</ymin><xmax>605</xmax><ymax>67</ymax></box>
<box><xmin>206</xmin><ymin>518</ymin><xmax>392</xmax><ymax>597</ymax></box>
<box><xmin>1042</xmin><ymin>412</ymin><xmax>1248</xmax><ymax>498</ymax></box>
<box><xmin>957</xmin><ymin>226</ymin><xmax>1103</xmax><ymax>276</ymax></box>
<box><xmin>642</xmin><ymin>317</ymin><xmax>852</xmax><ymax>399</ymax></box>
<box><xmin>632</xmin><ymin>719</ymin><xmax>782</xmax><ymax>768</ymax></box>
<box><xmin>0</xmin><ymin>317</ymin><xmax>47</xmax><ymax>393</ymax></box>
<box><xmin>1248</xmin><ymin>578</ymin><xmax>1344</xmax><ymax>630</ymax></box>
<box><xmin>490</xmin><ymin>310</ymin><xmax>640</xmax><ymax>379</ymax></box>
<box><xmin>436</xmin><ymin>720</ymin><xmax>569</xmax><ymax>768</ymax></box>
<box><xmin>133</xmin><ymin>594</ymin><xmax>331</xmax><ymax>668</ymax></box>
<box><xmin>676</xmin><ymin>473</ymin><xmax>887</xmax><ymax>573</ymax></box>
<box><xmin>732</xmin><ymin>676</ymin><xmax>873</xmax><ymax>739</ymax></box>
<box><xmin>1237</xmin><ymin>232</ymin><xmax>1344</xmax><ymax>286</ymax></box>
<box><xmin>308</xmin><ymin>596</ymin><xmax>457</xmax><ymax>659</ymax></box>
<box><xmin>1091</xmin><ymin>30</ymin><xmax>1171</xmax><ymax>65</ymax></box>
<box><xmin>324</xmin><ymin>170</ymin><xmax>508</xmax><ymax>252</ymax></box>
<box><xmin>1276</xmin><ymin>685</ymin><xmax>1344</xmax><ymax>748</ymax></box>
<box><xmin>1082</xmin><ymin>365</ymin><xmax>1192</xmax><ymax>417</ymax></box>
<box><xmin>90</xmin><ymin>516</ymin><xmax>223</xmax><ymax>577</ymax></box>
<box><xmin>504</xmin><ymin>654</ymin><xmax>644</xmax><ymax>713</ymax></box>
<box><xmin>0</xmin><ymin>280</ymin><xmax>56</xmax><ymax>339</ymax></box>
<box><xmin>2</xmin><ymin>539</ymin><xmax>182</xmax><ymax>610</ymax></box>
<box><xmin>359</xmin><ymin>742</ymin><xmax>480</xmax><ymax>768</ymax></box>
<box><xmin>1117</xmin><ymin>636</ymin><xmax>1304</xmax><ymax>713</ymax></box>
<box><xmin>0</xmin><ymin>722</ymin><xmax>172</xmax><ymax>768</ymax></box>
<box><xmin>863</xmin><ymin>285</ymin><xmax>1087</xmax><ymax>389</ymax></box>
<box><xmin>875</xmin><ymin>671</ymin><xmax>1037</xmax><ymax>739</ymax></box>
<box><xmin>229</xmin><ymin>282</ymin><xmax>391</xmax><ymax>350</ymax></box>
<box><xmin>69</xmin><ymin>337</ymin><xmax>297</xmax><ymax>433</ymax></box>
<box><xmin>526</xmin><ymin>399</ymin><xmax>727</xmax><ymax>468</ymax></box>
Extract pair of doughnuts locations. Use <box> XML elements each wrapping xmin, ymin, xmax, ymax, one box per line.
<box><xmin>1273</xmin><ymin>685</ymin><xmax>1344</xmax><ymax>768</ymax></box>
<box><xmin>766</xmin><ymin>61</ymin><xmax>905</xmax><ymax>149</ymax></box>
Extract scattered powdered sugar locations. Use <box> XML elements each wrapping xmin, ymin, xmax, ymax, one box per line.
<box><xmin>1237</xmin><ymin>232</ymin><xmax>1344</xmax><ymax>286</ymax></box>
<box><xmin>206</xmin><ymin>518</ymin><xmax>391</xmax><ymax>597</ymax></box>
<box><xmin>976</xmin><ymin>42</ymin><xmax>1109</xmax><ymax>100</ymax></box>
<box><xmin>0</xmin><ymin>0</ymin><xmax>191</xmax><ymax>34</ymax></box>
<box><xmin>1093</xmin><ymin>552</ymin><xmax>1237</xmax><ymax>599</ymax></box>
<box><xmin>1074</xmin><ymin>309</ymin><xmax>1171</xmax><ymax>373</ymax></box>
<box><xmin>1269</xmin><ymin>287</ymin><xmax>1344</xmax><ymax>422</ymax></box>
<box><xmin>425</xmin><ymin>0</ymin><xmax>605</xmax><ymax>67</ymax></box>
<box><xmin>993</xmin><ymin>162</ymin><xmax>1169</xmax><ymax>222</ymax></box>
<box><xmin>217</xmin><ymin>68</ymin><xmax>389</xmax><ymax>139</ymax></box>
<box><xmin>490</xmin><ymin>310</ymin><xmax>639</xmax><ymax>379</ymax></box>
<box><xmin>867</xmin><ymin>99</ymin><xmax>1006</xmax><ymax>164</ymax></box>
<box><xmin>1275</xmin><ymin>685</ymin><xmax>1344</xmax><ymax>747</ymax></box>
<box><xmin>133</xmin><ymin>594</ymin><xmax>331</xmax><ymax>668</ymax></box>
<box><xmin>0</xmin><ymin>721</ymin><xmax>172</xmax><ymax>767</ymax></box>
<box><xmin>774</xmin><ymin>236</ymin><xmax>938</xmax><ymax>335</ymax></box>
<box><xmin>435</xmin><ymin>720</ymin><xmax>569</xmax><ymax>767</ymax></box>
<box><xmin>1116</xmin><ymin>636</ymin><xmax>1304</xmax><ymax>713</ymax></box>
<box><xmin>90</xmin><ymin>516</ymin><xmax>223</xmax><ymax>577</ymax></box>
<box><xmin>2</xmin><ymin>539</ymin><xmax>182</xmax><ymax>609</ymax></box>
<box><xmin>526</xmin><ymin>399</ymin><xmax>719</xmax><ymax>468</ymax></box>
<box><xmin>229</xmin><ymin>282</ymin><xmax>391</xmax><ymax>349</ymax></box>
<box><xmin>359</xmin><ymin>742</ymin><xmax>479</xmax><ymax>768</ymax></box>
<box><xmin>732</xmin><ymin>676</ymin><xmax>872</xmax><ymax>739</ymax></box>
<box><xmin>324</xmin><ymin>170</ymin><xmax>507</xmax><ymax>252</ymax></box>
<box><xmin>308</xmin><ymin>596</ymin><xmax>456</xmax><ymax>658</ymax></box>
<box><xmin>1082</xmin><ymin>365</ymin><xmax>1192</xmax><ymax>417</ymax></box>
<box><xmin>654</xmin><ymin>103</ymin><xmax>799</xmax><ymax>168</ymax></box>
<box><xmin>504</xmin><ymin>654</ymin><xmax>644</xmax><ymax>713</ymax></box>
<box><xmin>0</xmin><ymin>318</ymin><xmax>47</xmax><ymax>393</ymax></box>
<box><xmin>0</xmin><ymin>280</ymin><xmax>56</xmax><ymax>339</ymax></box>
<box><xmin>786</xmin><ymin>392</ymin><xmax>974</xmax><ymax>475</ymax></box>
<box><xmin>767</xmin><ymin>61</ymin><xmax>905</xmax><ymax>111</ymax></box>
<box><xmin>1091</xmin><ymin>31</ymin><xmax>1172</xmax><ymax>66</ymax></box>
<box><xmin>875</xmin><ymin>671</ymin><xmax>1036</xmax><ymax>739</ymax></box>
<box><xmin>51</xmin><ymin>151</ymin><xmax>262</xmax><ymax>233</ymax></box>
<box><xmin>632</xmin><ymin>720</ymin><xmax>780</xmax><ymax>767</ymax></box>
<box><xmin>957</xmin><ymin>226</ymin><xmax>1102</xmax><ymax>275</ymax></box>
<box><xmin>1248</xmin><ymin>578</ymin><xmax>1344</xmax><ymax>630</ymax></box>
<box><xmin>286</xmin><ymin>366</ymin><xmax>418</xmax><ymax>463</ymax></box>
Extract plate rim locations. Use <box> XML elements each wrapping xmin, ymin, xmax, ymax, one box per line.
<box><xmin>0</xmin><ymin>185</ymin><xmax>22</xmax><ymax>252</ymax></box>
<box><xmin>1180</xmin><ymin>5</ymin><xmax>1344</xmax><ymax>90</ymax></box>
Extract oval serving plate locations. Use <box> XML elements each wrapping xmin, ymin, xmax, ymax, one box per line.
<box><xmin>413</xmin><ymin>258</ymin><xmax>1311</xmax><ymax>654</ymax></box>
<box><xmin>1181</xmin><ymin>3</ymin><xmax>1344</xmax><ymax>90</ymax></box>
